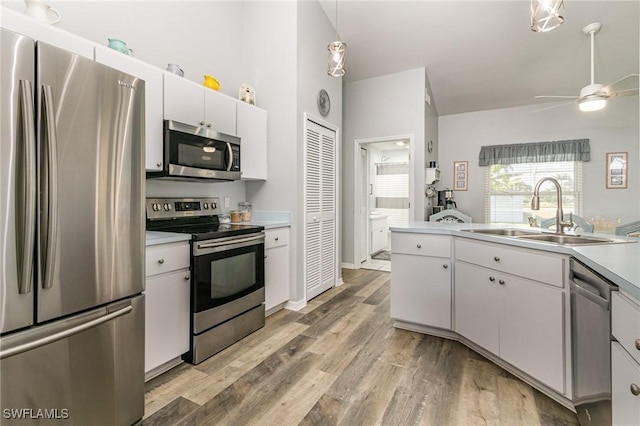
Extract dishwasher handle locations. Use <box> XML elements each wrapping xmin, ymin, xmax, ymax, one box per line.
<box><xmin>571</xmin><ymin>278</ymin><xmax>609</xmax><ymax>310</ymax></box>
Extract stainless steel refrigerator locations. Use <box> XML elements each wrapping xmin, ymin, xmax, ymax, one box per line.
<box><xmin>0</xmin><ymin>28</ymin><xmax>145</xmax><ymax>425</ymax></box>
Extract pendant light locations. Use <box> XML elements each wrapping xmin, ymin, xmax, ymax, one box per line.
<box><xmin>530</xmin><ymin>0</ymin><xmax>565</xmax><ymax>33</ymax></box>
<box><xmin>327</xmin><ymin>0</ymin><xmax>346</xmax><ymax>77</ymax></box>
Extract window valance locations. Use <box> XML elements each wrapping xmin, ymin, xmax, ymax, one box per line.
<box><xmin>478</xmin><ymin>139</ymin><xmax>590</xmax><ymax>166</ymax></box>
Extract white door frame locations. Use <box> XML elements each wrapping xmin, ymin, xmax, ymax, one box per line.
<box><xmin>303</xmin><ymin>112</ymin><xmax>342</xmax><ymax>303</ymax></box>
<box><xmin>354</xmin><ymin>134</ymin><xmax>415</xmax><ymax>269</ymax></box>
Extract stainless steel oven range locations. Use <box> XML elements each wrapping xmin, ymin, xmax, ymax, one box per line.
<box><xmin>146</xmin><ymin>197</ymin><xmax>265</xmax><ymax>364</ymax></box>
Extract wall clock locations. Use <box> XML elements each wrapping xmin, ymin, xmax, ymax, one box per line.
<box><xmin>317</xmin><ymin>89</ymin><xmax>330</xmax><ymax>117</ymax></box>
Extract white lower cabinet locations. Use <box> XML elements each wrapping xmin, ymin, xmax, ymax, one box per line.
<box><xmin>144</xmin><ymin>242</ymin><xmax>190</xmax><ymax>380</ymax></box>
<box><xmin>390</xmin><ymin>233</ymin><xmax>452</xmax><ymax>329</ymax></box>
<box><xmin>454</xmin><ymin>239</ymin><xmax>567</xmax><ymax>395</ymax></box>
<box><xmin>264</xmin><ymin>227</ymin><xmax>290</xmax><ymax>313</ymax></box>
<box><xmin>612</xmin><ymin>291</ymin><xmax>640</xmax><ymax>425</ymax></box>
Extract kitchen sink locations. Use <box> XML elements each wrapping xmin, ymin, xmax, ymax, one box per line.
<box><xmin>462</xmin><ymin>228</ymin><xmax>544</xmax><ymax>236</ymax></box>
<box><xmin>516</xmin><ymin>234</ymin><xmax>625</xmax><ymax>245</ymax></box>
<box><xmin>462</xmin><ymin>228</ymin><xmax>635</xmax><ymax>246</ymax></box>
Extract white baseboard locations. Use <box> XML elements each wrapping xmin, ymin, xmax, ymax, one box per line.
<box><xmin>335</xmin><ymin>277</ymin><xmax>345</xmax><ymax>287</ymax></box>
<box><xmin>284</xmin><ymin>299</ymin><xmax>307</xmax><ymax>311</ymax></box>
<box><xmin>341</xmin><ymin>262</ymin><xmax>358</xmax><ymax>269</ymax></box>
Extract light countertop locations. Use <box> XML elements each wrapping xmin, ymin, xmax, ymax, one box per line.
<box><xmin>234</xmin><ymin>210</ymin><xmax>291</xmax><ymax>229</ymax></box>
<box><xmin>390</xmin><ymin>222</ymin><xmax>640</xmax><ymax>299</ymax></box>
<box><xmin>145</xmin><ymin>231</ymin><xmax>191</xmax><ymax>246</ymax></box>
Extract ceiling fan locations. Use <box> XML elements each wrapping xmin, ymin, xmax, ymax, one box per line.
<box><xmin>535</xmin><ymin>22</ymin><xmax>639</xmax><ymax>112</ymax></box>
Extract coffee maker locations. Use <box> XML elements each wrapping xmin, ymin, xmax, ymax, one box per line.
<box><xmin>437</xmin><ymin>188</ymin><xmax>457</xmax><ymax>210</ymax></box>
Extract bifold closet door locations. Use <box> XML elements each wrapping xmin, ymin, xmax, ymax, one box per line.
<box><xmin>305</xmin><ymin>120</ymin><xmax>336</xmax><ymax>300</ymax></box>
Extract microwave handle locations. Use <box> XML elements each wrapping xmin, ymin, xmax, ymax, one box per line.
<box><xmin>226</xmin><ymin>142</ymin><xmax>233</xmax><ymax>171</ymax></box>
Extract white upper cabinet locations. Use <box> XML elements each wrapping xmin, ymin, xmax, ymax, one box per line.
<box><xmin>163</xmin><ymin>73</ymin><xmax>206</xmax><ymax>127</ymax></box>
<box><xmin>163</xmin><ymin>73</ymin><xmax>237</xmax><ymax>136</ymax></box>
<box><xmin>236</xmin><ymin>101</ymin><xmax>267</xmax><ymax>180</ymax></box>
<box><xmin>94</xmin><ymin>46</ymin><xmax>164</xmax><ymax>171</ymax></box>
<box><xmin>204</xmin><ymin>89</ymin><xmax>237</xmax><ymax>136</ymax></box>
<box><xmin>1</xmin><ymin>8</ymin><xmax>94</xmax><ymax>59</ymax></box>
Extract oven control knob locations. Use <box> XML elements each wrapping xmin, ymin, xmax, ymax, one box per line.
<box><xmin>152</xmin><ymin>203</ymin><xmax>160</xmax><ymax>212</ymax></box>
<box><xmin>204</xmin><ymin>203</ymin><xmax>209</xmax><ymax>210</ymax></box>
<box><xmin>211</xmin><ymin>202</ymin><xmax>217</xmax><ymax>209</ymax></box>
<box><xmin>163</xmin><ymin>203</ymin><xmax>171</xmax><ymax>211</ymax></box>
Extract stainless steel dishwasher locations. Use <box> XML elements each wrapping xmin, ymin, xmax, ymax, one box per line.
<box><xmin>570</xmin><ymin>258</ymin><xmax>618</xmax><ymax>426</ymax></box>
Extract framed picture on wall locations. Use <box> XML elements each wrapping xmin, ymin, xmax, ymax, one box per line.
<box><xmin>606</xmin><ymin>152</ymin><xmax>627</xmax><ymax>189</ymax></box>
<box><xmin>454</xmin><ymin>161</ymin><xmax>468</xmax><ymax>191</ymax></box>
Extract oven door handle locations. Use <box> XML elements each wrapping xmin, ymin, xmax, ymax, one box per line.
<box><xmin>197</xmin><ymin>234</ymin><xmax>264</xmax><ymax>250</ymax></box>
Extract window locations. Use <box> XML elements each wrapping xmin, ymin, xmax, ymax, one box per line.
<box><xmin>485</xmin><ymin>161</ymin><xmax>583</xmax><ymax>225</ymax></box>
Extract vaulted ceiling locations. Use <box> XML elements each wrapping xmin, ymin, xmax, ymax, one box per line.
<box><xmin>319</xmin><ymin>1</ymin><xmax>639</xmax><ymax>115</ymax></box>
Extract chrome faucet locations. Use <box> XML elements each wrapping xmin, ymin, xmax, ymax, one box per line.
<box><xmin>531</xmin><ymin>177</ymin><xmax>574</xmax><ymax>234</ymax></box>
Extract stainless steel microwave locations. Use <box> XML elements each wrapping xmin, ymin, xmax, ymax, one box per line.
<box><xmin>147</xmin><ymin>120</ymin><xmax>241</xmax><ymax>181</ymax></box>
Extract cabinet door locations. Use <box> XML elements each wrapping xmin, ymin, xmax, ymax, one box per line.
<box><xmin>371</xmin><ymin>228</ymin><xmax>387</xmax><ymax>254</ymax></box>
<box><xmin>391</xmin><ymin>254</ymin><xmax>451</xmax><ymax>329</ymax></box>
<box><xmin>95</xmin><ymin>46</ymin><xmax>164</xmax><ymax>171</ymax></box>
<box><xmin>236</xmin><ymin>101</ymin><xmax>267</xmax><ymax>180</ymax></box>
<box><xmin>145</xmin><ymin>269</ymin><xmax>191</xmax><ymax>373</ymax></box>
<box><xmin>612</xmin><ymin>342</ymin><xmax>640</xmax><ymax>426</ymax></box>
<box><xmin>454</xmin><ymin>261</ymin><xmax>499</xmax><ymax>355</ymax></box>
<box><xmin>204</xmin><ymin>89</ymin><xmax>237</xmax><ymax>136</ymax></box>
<box><xmin>163</xmin><ymin>73</ymin><xmax>204</xmax><ymax>126</ymax></box>
<box><xmin>265</xmin><ymin>244</ymin><xmax>289</xmax><ymax>311</ymax></box>
<box><xmin>499</xmin><ymin>275</ymin><xmax>566</xmax><ymax>394</ymax></box>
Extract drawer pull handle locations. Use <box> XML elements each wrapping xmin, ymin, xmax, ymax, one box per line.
<box><xmin>494</xmin><ymin>256</ymin><xmax>500</xmax><ymax>262</ymax></box>
<box><xmin>635</xmin><ymin>339</ymin><xmax>640</xmax><ymax>351</ymax></box>
<box><xmin>443</xmin><ymin>264</ymin><xmax>448</xmax><ymax>269</ymax></box>
<box><xmin>158</xmin><ymin>259</ymin><xmax>165</xmax><ymax>265</ymax></box>
<box><xmin>417</xmin><ymin>244</ymin><xmax>422</xmax><ymax>249</ymax></box>
<box><xmin>631</xmin><ymin>384</ymin><xmax>640</xmax><ymax>396</ymax></box>
<box><xmin>184</xmin><ymin>275</ymin><xmax>190</xmax><ymax>281</ymax></box>
<box><xmin>489</xmin><ymin>276</ymin><xmax>496</xmax><ymax>282</ymax></box>
<box><xmin>275</xmin><ymin>237</ymin><xmax>279</xmax><ymax>241</ymax></box>
<box><xmin>199</xmin><ymin>121</ymin><xmax>205</xmax><ymax>126</ymax></box>
<box><xmin>499</xmin><ymin>279</ymin><xmax>505</xmax><ymax>285</ymax></box>
<box><xmin>156</xmin><ymin>162</ymin><xmax>162</xmax><ymax>168</ymax></box>
<box><xmin>264</xmin><ymin>255</ymin><xmax>268</xmax><ymax>259</ymax></box>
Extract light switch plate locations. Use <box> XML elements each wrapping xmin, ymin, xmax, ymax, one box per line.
<box><xmin>224</xmin><ymin>197</ymin><xmax>230</xmax><ymax>208</ymax></box>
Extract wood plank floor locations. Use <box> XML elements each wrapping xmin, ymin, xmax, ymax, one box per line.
<box><xmin>143</xmin><ymin>268</ymin><xmax>579</xmax><ymax>426</ymax></box>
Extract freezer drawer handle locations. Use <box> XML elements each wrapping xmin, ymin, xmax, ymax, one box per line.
<box><xmin>631</xmin><ymin>384</ymin><xmax>640</xmax><ymax>396</ymax></box>
<box><xmin>40</xmin><ymin>85</ymin><xmax>59</xmax><ymax>290</ymax></box>
<box><xmin>17</xmin><ymin>80</ymin><xmax>37</xmax><ymax>295</ymax></box>
<box><xmin>0</xmin><ymin>304</ymin><xmax>132</xmax><ymax>360</ymax></box>
<box><xmin>635</xmin><ymin>339</ymin><xmax>640</xmax><ymax>351</ymax></box>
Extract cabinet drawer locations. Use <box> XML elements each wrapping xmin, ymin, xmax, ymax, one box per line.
<box><xmin>613</xmin><ymin>292</ymin><xmax>640</xmax><ymax>365</ymax></box>
<box><xmin>455</xmin><ymin>238</ymin><xmax>565</xmax><ymax>287</ymax></box>
<box><xmin>391</xmin><ymin>233</ymin><xmax>451</xmax><ymax>257</ymax></box>
<box><xmin>145</xmin><ymin>243</ymin><xmax>190</xmax><ymax>277</ymax></box>
<box><xmin>265</xmin><ymin>227</ymin><xmax>289</xmax><ymax>249</ymax></box>
<box><xmin>611</xmin><ymin>342</ymin><xmax>640</xmax><ymax>426</ymax></box>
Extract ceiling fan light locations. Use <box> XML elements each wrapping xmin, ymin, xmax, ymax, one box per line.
<box><xmin>531</xmin><ymin>0</ymin><xmax>565</xmax><ymax>33</ymax></box>
<box><xmin>327</xmin><ymin>41</ymin><xmax>347</xmax><ymax>77</ymax></box>
<box><xmin>578</xmin><ymin>97</ymin><xmax>607</xmax><ymax>112</ymax></box>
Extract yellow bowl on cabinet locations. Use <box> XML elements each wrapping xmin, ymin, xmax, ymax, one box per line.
<box><xmin>203</xmin><ymin>75</ymin><xmax>219</xmax><ymax>91</ymax></box>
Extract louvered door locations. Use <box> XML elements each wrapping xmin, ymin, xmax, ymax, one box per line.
<box><xmin>305</xmin><ymin>120</ymin><xmax>337</xmax><ymax>300</ymax></box>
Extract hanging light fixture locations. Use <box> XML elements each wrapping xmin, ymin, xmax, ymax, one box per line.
<box><xmin>530</xmin><ymin>0</ymin><xmax>565</xmax><ymax>33</ymax></box>
<box><xmin>327</xmin><ymin>0</ymin><xmax>346</xmax><ymax>77</ymax></box>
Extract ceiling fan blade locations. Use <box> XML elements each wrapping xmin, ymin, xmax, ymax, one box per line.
<box><xmin>607</xmin><ymin>88</ymin><xmax>639</xmax><ymax>98</ymax></box>
<box><xmin>534</xmin><ymin>95</ymin><xmax>580</xmax><ymax>99</ymax></box>
<box><xmin>532</xmin><ymin>101</ymin><xmax>576</xmax><ymax>113</ymax></box>
<box><xmin>602</xmin><ymin>74</ymin><xmax>639</xmax><ymax>95</ymax></box>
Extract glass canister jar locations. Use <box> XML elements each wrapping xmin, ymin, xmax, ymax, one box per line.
<box><xmin>238</xmin><ymin>202</ymin><xmax>252</xmax><ymax>222</ymax></box>
<box><xmin>230</xmin><ymin>211</ymin><xmax>241</xmax><ymax>223</ymax></box>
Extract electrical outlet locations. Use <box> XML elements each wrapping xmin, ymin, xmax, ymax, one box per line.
<box><xmin>224</xmin><ymin>197</ymin><xmax>230</xmax><ymax>208</ymax></box>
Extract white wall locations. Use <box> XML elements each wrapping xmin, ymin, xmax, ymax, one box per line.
<box><xmin>439</xmin><ymin>96</ymin><xmax>639</xmax><ymax>224</ymax></box>
<box><xmin>342</xmin><ymin>67</ymin><xmax>426</xmax><ymax>265</ymax></box>
<box><xmin>3</xmin><ymin>0</ymin><xmax>245</xmax><ymax>99</ymax></box>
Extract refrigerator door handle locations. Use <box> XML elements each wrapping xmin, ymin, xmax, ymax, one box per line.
<box><xmin>0</xmin><ymin>303</ymin><xmax>133</xmax><ymax>360</ymax></box>
<box><xmin>17</xmin><ymin>79</ymin><xmax>37</xmax><ymax>295</ymax></box>
<box><xmin>40</xmin><ymin>85</ymin><xmax>58</xmax><ymax>290</ymax></box>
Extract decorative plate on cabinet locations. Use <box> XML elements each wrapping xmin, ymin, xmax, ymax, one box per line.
<box><xmin>317</xmin><ymin>89</ymin><xmax>330</xmax><ymax>117</ymax></box>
